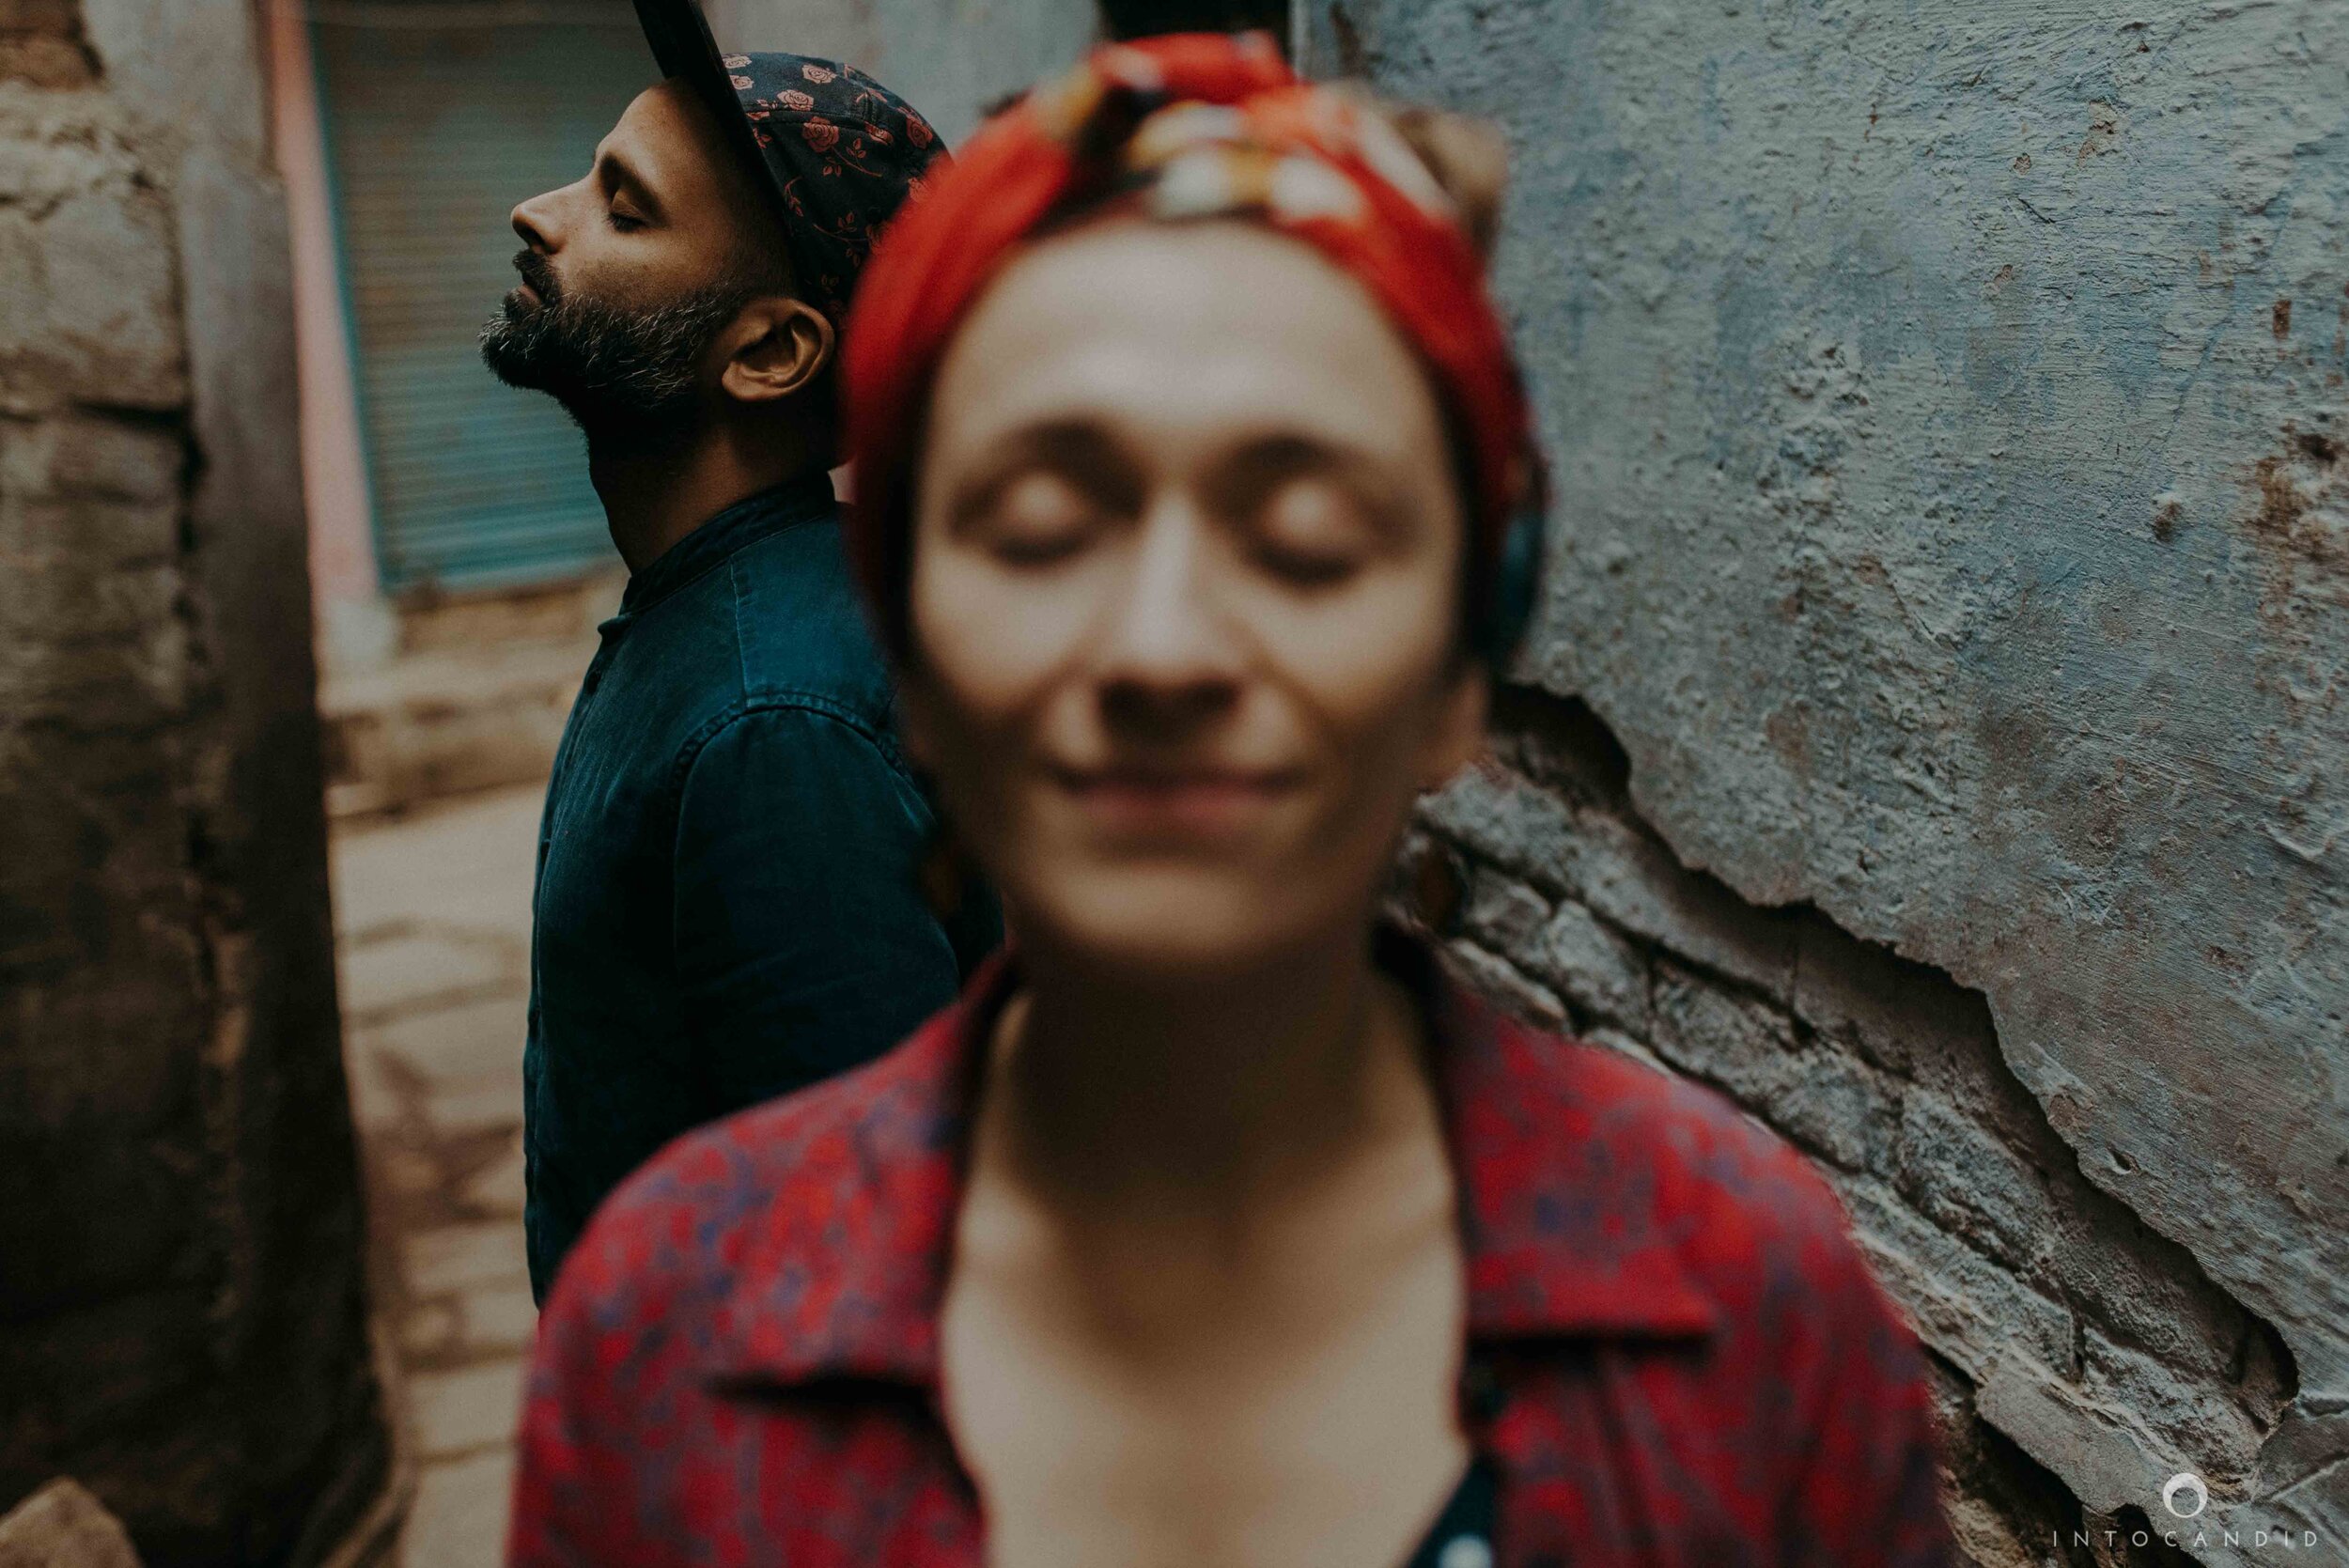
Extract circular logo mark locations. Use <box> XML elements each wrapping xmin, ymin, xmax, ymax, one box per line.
<box><xmin>2163</xmin><ymin>1472</ymin><xmax>2208</xmax><ymax>1519</ymax></box>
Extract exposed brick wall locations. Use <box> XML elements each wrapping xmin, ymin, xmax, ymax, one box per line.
<box><xmin>1403</xmin><ymin>689</ymin><xmax>2297</xmax><ymax>1565</ymax></box>
<box><xmin>0</xmin><ymin>3</ymin><xmax>386</xmax><ymax>1561</ymax></box>
<box><xmin>1309</xmin><ymin>0</ymin><xmax>2349</xmax><ymax>1557</ymax></box>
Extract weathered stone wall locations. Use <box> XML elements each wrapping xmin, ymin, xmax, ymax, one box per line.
<box><xmin>0</xmin><ymin>0</ymin><xmax>386</xmax><ymax>1560</ymax></box>
<box><xmin>1314</xmin><ymin>1</ymin><xmax>2349</xmax><ymax>1561</ymax></box>
<box><xmin>704</xmin><ymin>0</ymin><xmax>1096</xmax><ymax>144</ymax></box>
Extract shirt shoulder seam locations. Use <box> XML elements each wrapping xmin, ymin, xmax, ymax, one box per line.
<box><xmin>664</xmin><ymin>691</ymin><xmax>914</xmax><ymax>807</ymax></box>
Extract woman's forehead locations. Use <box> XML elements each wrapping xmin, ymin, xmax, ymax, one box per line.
<box><xmin>925</xmin><ymin>219</ymin><xmax>1449</xmax><ymax>462</ymax></box>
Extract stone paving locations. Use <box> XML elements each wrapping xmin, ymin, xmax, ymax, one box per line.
<box><xmin>330</xmin><ymin>784</ymin><xmax>545</xmax><ymax>1568</ymax></box>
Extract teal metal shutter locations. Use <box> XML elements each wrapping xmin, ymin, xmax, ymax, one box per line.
<box><xmin>313</xmin><ymin>6</ymin><xmax>651</xmax><ymax>592</ymax></box>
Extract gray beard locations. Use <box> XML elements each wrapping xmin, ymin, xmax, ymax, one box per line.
<box><xmin>478</xmin><ymin>281</ymin><xmax>751</xmax><ymax>446</ymax></box>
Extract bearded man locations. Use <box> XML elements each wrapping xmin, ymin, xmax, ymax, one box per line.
<box><xmin>481</xmin><ymin>25</ymin><xmax>995</xmax><ymax>1303</ymax></box>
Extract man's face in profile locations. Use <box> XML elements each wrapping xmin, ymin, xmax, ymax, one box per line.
<box><xmin>480</xmin><ymin>79</ymin><xmax>783</xmax><ymax>433</ymax></box>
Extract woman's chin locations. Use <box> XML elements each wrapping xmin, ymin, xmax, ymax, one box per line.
<box><xmin>1015</xmin><ymin>862</ymin><xmax>1346</xmax><ymax>985</ymax></box>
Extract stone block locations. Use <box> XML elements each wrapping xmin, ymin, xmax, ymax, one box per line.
<box><xmin>353</xmin><ymin>994</ymin><xmax>525</xmax><ymax>1094</ymax></box>
<box><xmin>2077</xmin><ymin>1322</ymin><xmax>2264</xmax><ymax>1487</ymax></box>
<box><xmin>0</xmin><ymin>35</ymin><xmax>96</xmax><ymax>88</ymax></box>
<box><xmin>427</xmin><ymin>1076</ymin><xmax>524</xmax><ymax>1141</ymax></box>
<box><xmin>457</xmin><ymin>1280</ymin><xmax>537</xmax><ymax>1358</ymax></box>
<box><xmin>1647</xmin><ymin>956</ymin><xmax>1794</xmax><ymax>1094</ymax></box>
<box><xmin>456</xmin><ymin>1138</ymin><xmax>525</xmax><ymax>1219</ymax></box>
<box><xmin>7</xmin><ymin>556</ymin><xmax>176</xmax><ymax>643</ymax></box>
<box><xmin>337</xmin><ymin>929</ymin><xmax>517</xmax><ymax>1023</ymax></box>
<box><xmin>408</xmin><ymin>1361</ymin><xmax>525</xmax><ymax>1462</ymax></box>
<box><xmin>0</xmin><ymin>1479</ymin><xmax>141</xmax><ymax>1568</ymax></box>
<box><xmin>1563</xmin><ymin>814</ymin><xmax>1797</xmax><ymax>1004</ymax></box>
<box><xmin>1790</xmin><ymin>916</ymin><xmax>1999</xmax><ymax>1085</ymax></box>
<box><xmin>1581</xmin><ymin>1025</ymin><xmax>1671</xmax><ymax>1074</ymax></box>
<box><xmin>0</xmin><ymin>411</ymin><xmax>183</xmax><ymax>505</ymax></box>
<box><xmin>1529</xmin><ymin>898</ymin><xmax>1649</xmax><ymax>1033</ymax></box>
<box><xmin>1438</xmin><ymin>939</ymin><xmax>1566</xmax><ymax>1031</ymax></box>
<box><xmin>1755</xmin><ymin>1047</ymin><xmax>1898</xmax><ymax>1174</ymax></box>
<box><xmin>1890</xmin><ymin>1091</ymin><xmax>2058</xmax><ymax>1271</ymax></box>
<box><xmin>1417</xmin><ymin>761</ymin><xmax>1579</xmax><ymax>895</ymax></box>
<box><xmin>1830</xmin><ymin>1171</ymin><xmax>2075</xmax><ymax>1382</ymax></box>
<box><xmin>2039</xmin><ymin>1194</ymin><xmax>2248</xmax><ymax>1384</ymax></box>
<box><xmin>397</xmin><ymin>1449</ymin><xmax>513</xmax><ymax>1568</ymax></box>
<box><xmin>0</xmin><ymin>619</ymin><xmax>188</xmax><ymax>731</ymax></box>
<box><xmin>318</xmin><ymin>637</ymin><xmax>590</xmax><ymax>819</ymax></box>
<box><xmin>0</xmin><ymin>183</ymin><xmax>183</xmax><ymax>412</ymax></box>
<box><xmin>0</xmin><ymin>491</ymin><xmax>180</xmax><ymax>574</ymax></box>
<box><xmin>405</xmin><ymin>1222</ymin><xmax>527</xmax><ymax>1300</ymax></box>
<box><xmin>1974</xmin><ymin>1347</ymin><xmax>2177</xmax><ymax>1521</ymax></box>
<box><xmin>0</xmin><ymin>97</ymin><xmax>132</xmax><ymax>210</ymax></box>
<box><xmin>1458</xmin><ymin>866</ymin><xmax>1550</xmax><ymax>955</ymax></box>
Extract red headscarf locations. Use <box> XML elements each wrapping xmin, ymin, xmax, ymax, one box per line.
<box><xmin>839</xmin><ymin>30</ymin><xmax>1541</xmax><ymax>657</ymax></box>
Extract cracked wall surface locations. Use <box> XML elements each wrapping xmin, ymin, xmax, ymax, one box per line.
<box><xmin>1312</xmin><ymin>0</ymin><xmax>2349</xmax><ymax>1560</ymax></box>
<box><xmin>0</xmin><ymin>0</ymin><xmax>385</xmax><ymax>1561</ymax></box>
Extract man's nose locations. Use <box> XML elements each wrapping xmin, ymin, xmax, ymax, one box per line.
<box><xmin>511</xmin><ymin>190</ymin><xmax>559</xmax><ymax>254</ymax></box>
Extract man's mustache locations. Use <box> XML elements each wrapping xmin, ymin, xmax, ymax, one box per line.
<box><xmin>511</xmin><ymin>249</ymin><xmax>560</xmax><ymax>307</ymax></box>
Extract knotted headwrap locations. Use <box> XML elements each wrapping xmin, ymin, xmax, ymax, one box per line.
<box><xmin>841</xmin><ymin>30</ymin><xmax>1546</xmax><ymax>663</ymax></box>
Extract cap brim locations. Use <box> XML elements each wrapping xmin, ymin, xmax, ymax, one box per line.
<box><xmin>630</xmin><ymin>0</ymin><xmax>789</xmax><ymax>218</ymax></box>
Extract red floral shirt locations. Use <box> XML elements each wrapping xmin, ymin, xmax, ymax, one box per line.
<box><xmin>508</xmin><ymin>939</ymin><xmax>1954</xmax><ymax>1567</ymax></box>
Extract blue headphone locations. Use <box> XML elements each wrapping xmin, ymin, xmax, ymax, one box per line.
<box><xmin>1474</xmin><ymin>498</ymin><xmax>1546</xmax><ymax>668</ymax></box>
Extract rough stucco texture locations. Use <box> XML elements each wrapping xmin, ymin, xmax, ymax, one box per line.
<box><xmin>0</xmin><ymin>0</ymin><xmax>383</xmax><ymax>1560</ymax></box>
<box><xmin>1322</xmin><ymin>0</ymin><xmax>2348</xmax><ymax>1559</ymax></box>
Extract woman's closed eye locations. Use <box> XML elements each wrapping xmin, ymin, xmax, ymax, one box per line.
<box><xmin>976</xmin><ymin>471</ymin><xmax>1103</xmax><ymax>565</ymax></box>
<box><xmin>1247</xmin><ymin>478</ymin><xmax>1379</xmax><ymax>586</ymax></box>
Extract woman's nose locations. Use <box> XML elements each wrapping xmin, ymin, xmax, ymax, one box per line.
<box><xmin>1094</xmin><ymin>500</ymin><xmax>1244</xmax><ymax>727</ymax></box>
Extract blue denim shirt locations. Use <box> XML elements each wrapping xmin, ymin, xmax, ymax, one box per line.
<box><xmin>523</xmin><ymin>474</ymin><xmax>998</xmax><ymax>1300</ymax></box>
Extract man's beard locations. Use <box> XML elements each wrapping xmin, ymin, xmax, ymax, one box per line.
<box><xmin>478</xmin><ymin>250</ymin><xmax>752</xmax><ymax>446</ymax></box>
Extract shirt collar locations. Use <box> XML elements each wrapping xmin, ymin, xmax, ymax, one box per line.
<box><xmin>608</xmin><ymin>471</ymin><xmax>837</xmax><ymax>625</ymax></box>
<box><xmin>705</xmin><ymin>927</ymin><xmax>1721</xmax><ymax>1391</ymax></box>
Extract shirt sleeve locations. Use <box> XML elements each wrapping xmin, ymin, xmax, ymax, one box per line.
<box><xmin>670</xmin><ymin>703</ymin><xmax>965</xmax><ymax>1110</ymax></box>
<box><xmin>1778</xmin><ymin>1182</ymin><xmax>1957</xmax><ymax>1568</ymax></box>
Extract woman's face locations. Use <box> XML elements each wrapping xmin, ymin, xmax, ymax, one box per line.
<box><xmin>906</xmin><ymin>218</ymin><xmax>1486</xmax><ymax>981</ymax></box>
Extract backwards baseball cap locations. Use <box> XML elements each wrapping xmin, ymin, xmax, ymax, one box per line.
<box><xmin>632</xmin><ymin>0</ymin><xmax>948</xmax><ymax>321</ymax></box>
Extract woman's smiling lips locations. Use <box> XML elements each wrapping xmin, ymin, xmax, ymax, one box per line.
<box><xmin>1052</xmin><ymin>763</ymin><xmax>1303</xmax><ymax>838</ymax></box>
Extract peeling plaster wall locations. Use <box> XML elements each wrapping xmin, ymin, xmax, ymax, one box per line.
<box><xmin>0</xmin><ymin>0</ymin><xmax>385</xmax><ymax>1560</ymax></box>
<box><xmin>1312</xmin><ymin>0</ymin><xmax>2349</xmax><ymax>1560</ymax></box>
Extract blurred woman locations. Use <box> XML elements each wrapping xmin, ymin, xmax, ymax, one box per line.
<box><xmin>507</xmin><ymin>33</ymin><xmax>1953</xmax><ymax>1568</ymax></box>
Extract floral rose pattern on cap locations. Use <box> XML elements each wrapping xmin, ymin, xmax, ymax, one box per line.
<box><xmin>710</xmin><ymin>52</ymin><xmax>951</xmax><ymax>323</ymax></box>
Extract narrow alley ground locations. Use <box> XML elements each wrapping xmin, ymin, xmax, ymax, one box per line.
<box><xmin>331</xmin><ymin>784</ymin><xmax>543</xmax><ymax>1568</ymax></box>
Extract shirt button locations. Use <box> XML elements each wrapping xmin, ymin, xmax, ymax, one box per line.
<box><xmin>1439</xmin><ymin>1536</ymin><xmax>1494</xmax><ymax>1568</ymax></box>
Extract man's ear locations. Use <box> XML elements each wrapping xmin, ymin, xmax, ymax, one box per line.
<box><xmin>717</xmin><ymin>297</ymin><xmax>835</xmax><ymax>405</ymax></box>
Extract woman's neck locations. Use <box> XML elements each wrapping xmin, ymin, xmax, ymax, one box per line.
<box><xmin>980</xmin><ymin>925</ymin><xmax>1436</xmax><ymax>1227</ymax></box>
